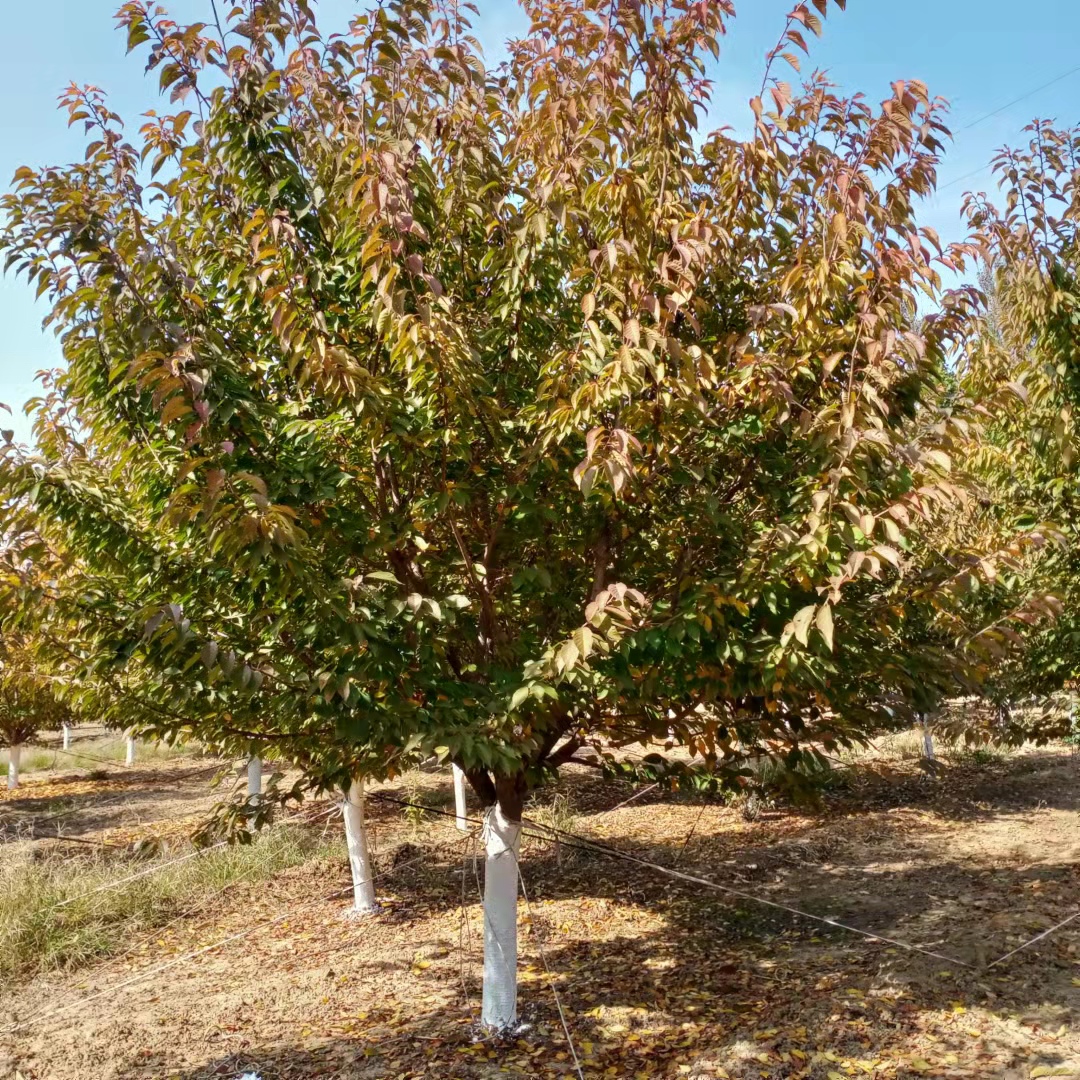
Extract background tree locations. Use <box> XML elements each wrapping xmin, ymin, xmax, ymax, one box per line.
<box><xmin>954</xmin><ymin>123</ymin><xmax>1080</xmax><ymax>739</ymax></box>
<box><xmin>0</xmin><ymin>635</ymin><xmax>71</xmax><ymax>789</ymax></box>
<box><xmin>0</xmin><ymin>0</ymin><xmax>1045</xmax><ymax>1028</ymax></box>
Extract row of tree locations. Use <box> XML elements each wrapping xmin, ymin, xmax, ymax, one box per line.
<box><xmin>0</xmin><ymin>0</ymin><xmax>1078</xmax><ymax>1031</ymax></box>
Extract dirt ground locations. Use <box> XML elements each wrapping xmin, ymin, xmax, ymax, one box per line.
<box><xmin>1</xmin><ymin>742</ymin><xmax>1079</xmax><ymax>1080</ymax></box>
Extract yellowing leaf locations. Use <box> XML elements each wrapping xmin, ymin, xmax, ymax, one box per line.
<box><xmin>792</xmin><ymin>604</ymin><xmax>816</xmax><ymax>646</ymax></box>
<box><xmin>924</xmin><ymin>449</ymin><xmax>952</xmax><ymax>472</ymax></box>
<box><xmin>815</xmin><ymin>603</ymin><xmax>834</xmax><ymax>651</ymax></box>
<box><xmin>572</xmin><ymin>625</ymin><xmax>594</xmax><ymax>658</ymax></box>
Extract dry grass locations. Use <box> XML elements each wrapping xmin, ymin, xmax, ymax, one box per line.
<box><xmin>7</xmin><ymin>744</ymin><xmax>1080</xmax><ymax>1079</ymax></box>
<box><xmin>839</xmin><ymin>725</ymin><xmax>1016</xmax><ymax>767</ymax></box>
<box><xmin>1</xmin><ymin>734</ymin><xmax>194</xmax><ymax>775</ymax></box>
<box><xmin>0</xmin><ymin>822</ymin><xmax>340</xmax><ymax>979</ymax></box>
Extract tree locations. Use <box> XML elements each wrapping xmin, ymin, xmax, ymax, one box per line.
<box><xmin>0</xmin><ymin>0</ymin><xmax>1027</xmax><ymax>1028</ymax></box>
<box><xmin>0</xmin><ymin>636</ymin><xmax>70</xmax><ymax>789</ymax></box>
<box><xmin>953</xmin><ymin>122</ymin><xmax>1080</xmax><ymax>739</ymax></box>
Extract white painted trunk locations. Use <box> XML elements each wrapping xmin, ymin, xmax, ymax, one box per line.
<box><xmin>344</xmin><ymin>779</ymin><xmax>377</xmax><ymax>913</ymax></box>
<box><xmin>7</xmin><ymin>745</ymin><xmax>20</xmax><ymax>790</ymax></box>
<box><xmin>125</xmin><ymin>735</ymin><xmax>136</xmax><ymax>766</ymax></box>
<box><xmin>481</xmin><ymin>803</ymin><xmax>521</xmax><ymax>1031</ymax></box>
<box><xmin>247</xmin><ymin>756</ymin><xmax>262</xmax><ymax>798</ymax></box>
<box><xmin>452</xmin><ymin>764</ymin><xmax>469</xmax><ymax>831</ymax></box>
<box><xmin>921</xmin><ymin>718</ymin><xmax>935</xmax><ymax>762</ymax></box>
<box><xmin>62</xmin><ymin>724</ymin><xmax>71</xmax><ymax>751</ymax></box>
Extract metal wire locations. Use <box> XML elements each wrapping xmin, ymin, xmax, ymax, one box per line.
<box><xmin>985</xmin><ymin>908</ymin><xmax>1080</xmax><ymax>969</ymax></box>
<box><xmin>512</xmin><ymin>852</ymin><xmax>586</xmax><ymax>1080</ymax></box>
<box><xmin>369</xmin><ymin>791</ymin><xmax>975</xmax><ymax>968</ymax></box>
<box><xmin>3</xmin><ymin>827</ymin><xmax>463</xmax><ymax>1037</ymax></box>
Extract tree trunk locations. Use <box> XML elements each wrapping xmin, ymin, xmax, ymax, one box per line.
<box><xmin>920</xmin><ymin>715</ymin><xmax>935</xmax><ymax>761</ymax></box>
<box><xmin>125</xmin><ymin>735</ymin><xmax>136</xmax><ymax>766</ymax></box>
<box><xmin>7</xmin><ymin>744</ymin><xmax>21</xmax><ymax>790</ymax></box>
<box><xmin>343</xmin><ymin>778</ymin><xmax>378</xmax><ymax>915</ymax></box>
<box><xmin>481</xmin><ymin>778</ymin><xmax>525</xmax><ymax>1032</ymax></box>
<box><xmin>247</xmin><ymin>756</ymin><xmax>262</xmax><ymax>799</ymax></box>
<box><xmin>452</xmin><ymin>764</ymin><xmax>469</xmax><ymax>832</ymax></box>
<box><xmin>62</xmin><ymin>724</ymin><xmax>71</xmax><ymax>751</ymax></box>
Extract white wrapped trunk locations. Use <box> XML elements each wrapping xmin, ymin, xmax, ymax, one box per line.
<box><xmin>7</xmin><ymin>744</ymin><xmax>20</xmax><ymax>790</ymax></box>
<box><xmin>125</xmin><ymin>735</ymin><xmax>136</xmax><ymax>766</ymax></box>
<box><xmin>452</xmin><ymin>764</ymin><xmax>469</xmax><ymax>831</ymax></box>
<box><xmin>481</xmin><ymin>803</ymin><xmax>521</xmax><ymax>1031</ymax></box>
<box><xmin>62</xmin><ymin>724</ymin><xmax>71</xmax><ymax>751</ymax></box>
<box><xmin>344</xmin><ymin>779</ymin><xmax>377</xmax><ymax>914</ymax></box>
<box><xmin>247</xmin><ymin>756</ymin><xmax>262</xmax><ymax>798</ymax></box>
<box><xmin>920</xmin><ymin>717</ymin><xmax>935</xmax><ymax>761</ymax></box>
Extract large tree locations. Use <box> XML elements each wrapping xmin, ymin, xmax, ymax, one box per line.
<box><xmin>0</xmin><ymin>0</ymin><xmax>1033</xmax><ymax>1028</ymax></box>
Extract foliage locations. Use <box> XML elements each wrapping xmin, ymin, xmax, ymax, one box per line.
<box><xmin>955</xmin><ymin>122</ymin><xmax>1080</xmax><ymax>735</ymax></box>
<box><xmin>0</xmin><ymin>635</ymin><xmax>72</xmax><ymax>748</ymax></box>
<box><xmin>0</xmin><ymin>0</ymin><xmax>1048</xmax><ymax>821</ymax></box>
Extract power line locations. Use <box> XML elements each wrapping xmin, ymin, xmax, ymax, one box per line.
<box><xmin>958</xmin><ymin>64</ymin><xmax>1080</xmax><ymax>133</ymax></box>
<box><xmin>985</xmin><ymin>908</ymin><xmax>1080</xmax><ymax>969</ymax></box>
<box><xmin>936</xmin><ymin>63</ymin><xmax>1080</xmax><ymax>195</ymax></box>
<box><xmin>938</xmin><ymin>163</ymin><xmax>992</xmax><ymax>194</ymax></box>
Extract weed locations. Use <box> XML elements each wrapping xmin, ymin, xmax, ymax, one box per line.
<box><xmin>747</xmin><ymin>752</ymin><xmax>850</xmax><ymax>803</ymax></box>
<box><xmin>400</xmin><ymin>772</ymin><xmax>441</xmax><ymax>834</ymax></box>
<box><xmin>1064</xmin><ymin>703</ymin><xmax>1080</xmax><ymax>752</ymax></box>
<box><xmin>3</xmin><ymin>747</ymin><xmax>60</xmax><ymax>773</ymax></box>
<box><xmin>1</xmin><ymin>734</ymin><xmax>195</xmax><ymax>776</ymax></box>
<box><xmin>947</xmin><ymin>745</ymin><xmax>1005</xmax><ymax>768</ymax></box>
<box><xmin>526</xmin><ymin>791</ymin><xmax>579</xmax><ymax>864</ymax></box>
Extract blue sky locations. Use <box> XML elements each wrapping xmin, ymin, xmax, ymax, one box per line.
<box><xmin>1</xmin><ymin>0</ymin><xmax>1077</xmax><ymax>443</ymax></box>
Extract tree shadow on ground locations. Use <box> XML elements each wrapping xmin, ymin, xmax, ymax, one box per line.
<box><xmin>103</xmin><ymin>810</ymin><xmax>1080</xmax><ymax>1080</ymax></box>
<box><xmin>546</xmin><ymin>745</ymin><xmax>1080</xmax><ymax>822</ymax></box>
<box><xmin>10</xmin><ymin>749</ymin><xmax>1080</xmax><ymax>1080</ymax></box>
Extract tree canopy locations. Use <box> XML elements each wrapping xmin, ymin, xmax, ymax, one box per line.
<box><xmin>948</xmin><ymin>124</ymin><xmax>1080</xmax><ymax>731</ymax></box>
<box><xmin>1</xmin><ymin>0</ymin><xmax>1037</xmax><ymax>818</ymax></box>
<box><xmin>0</xmin><ymin>634</ymin><xmax>72</xmax><ymax>749</ymax></box>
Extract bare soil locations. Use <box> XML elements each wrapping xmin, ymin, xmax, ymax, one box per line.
<box><xmin>1</xmin><ymin>745</ymin><xmax>1079</xmax><ymax>1080</ymax></box>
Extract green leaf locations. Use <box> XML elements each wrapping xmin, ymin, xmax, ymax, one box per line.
<box><xmin>366</xmin><ymin>571</ymin><xmax>401</xmax><ymax>584</ymax></box>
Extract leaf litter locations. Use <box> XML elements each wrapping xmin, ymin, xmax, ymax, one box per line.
<box><xmin>1</xmin><ymin>746</ymin><xmax>1079</xmax><ymax>1079</ymax></box>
